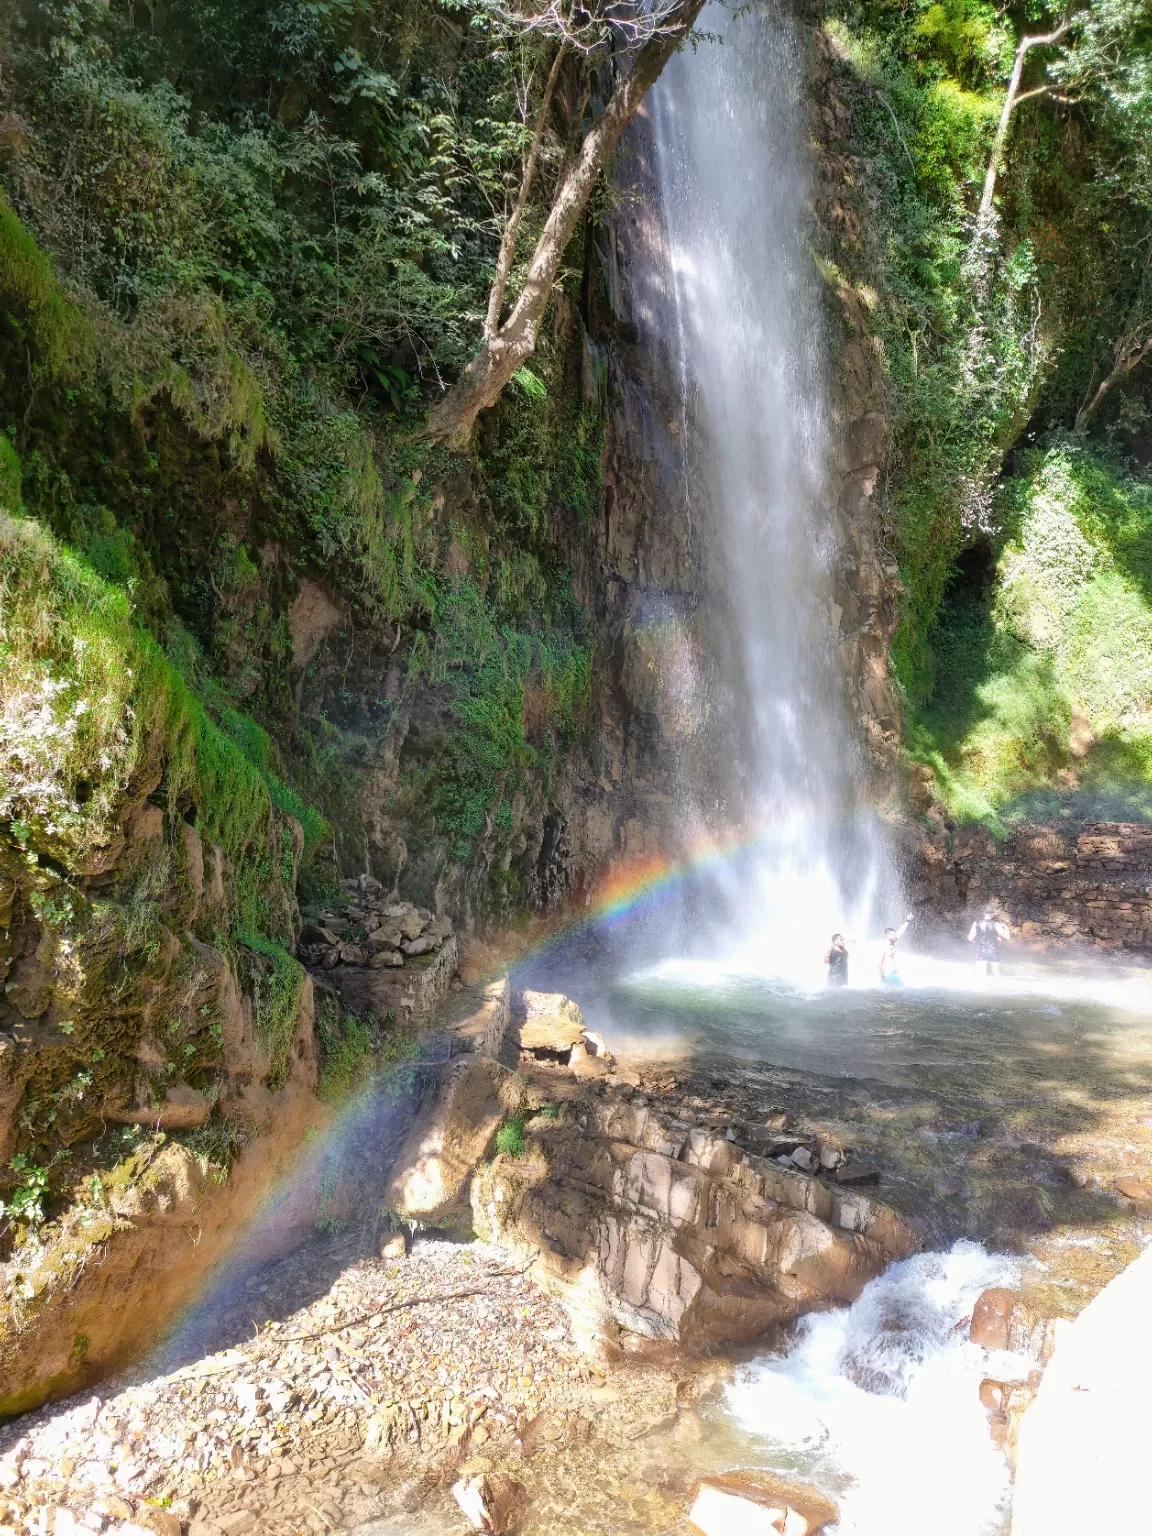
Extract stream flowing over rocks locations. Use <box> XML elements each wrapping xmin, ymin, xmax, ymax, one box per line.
<box><xmin>6</xmin><ymin>955</ymin><xmax>1148</xmax><ymax>1536</ymax></box>
<box><xmin>3</xmin><ymin>945</ymin><xmax>1152</xmax><ymax>1536</ymax></box>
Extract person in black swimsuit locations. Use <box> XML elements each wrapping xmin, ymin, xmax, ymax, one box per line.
<box><xmin>968</xmin><ymin>906</ymin><xmax>1010</xmax><ymax>977</ymax></box>
<box><xmin>824</xmin><ymin>933</ymin><xmax>851</xmax><ymax>987</ymax></box>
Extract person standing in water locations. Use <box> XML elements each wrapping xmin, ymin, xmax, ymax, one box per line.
<box><xmin>968</xmin><ymin>906</ymin><xmax>1010</xmax><ymax>977</ymax></box>
<box><xmin>879</xmin><ymin>914</ymin><xmax>913</xmax><ymax>985</ymax></box>
<box><xmin>824</xmin><ymin>933</ymin><xmax>852</xmax><ymax>987</ymax></box>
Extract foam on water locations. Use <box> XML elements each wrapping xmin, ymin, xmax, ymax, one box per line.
<box><xmin>725</xmin><ymin>1243</ymin><xmax>1027</xmax><ymax>1536</ymax></box>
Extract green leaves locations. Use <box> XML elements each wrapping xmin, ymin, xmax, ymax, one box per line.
<box><xmin>0</xmin><ymin>1155</ymin><xmax>51</xmax><ymax>1231</ymax></box>
<box><xmin>511</xmin><ymin>365</ymin><xmax>548</xmax><ymax>400</ymax></box>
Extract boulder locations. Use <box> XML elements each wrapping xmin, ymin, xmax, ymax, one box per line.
<box><xmin>979</xmin><ymin>1373</ymin><xmax>1042</xmax><ymax>1464</ymax></box>
<box><xmin>402</xmin><ymin>935</ymin><xmax>438</xmax><ymax>957</ymax></box>
<box><xmin>970</xmin><ymin>1289</ymin><xmax>1061</xmax><ymax>1363</ymax></box>
<box><xmin>688</xmin><ymin>1473</ymin><xmax>838</xmax><ymax>1536</ymax></box>
<box><xmin>570</xmin><ymin>1039</ymin><xmax>611</xmax><ymax>1080</ymax></box>
<box><xmin>397</xmin><ymin>910</ymin><xmax>425</xmax><ymax>941</ymax></box>
<box><xmin>517</xmin><ymin>990</ymin><xmax>586</xmax><ymax>1053</ymax></box>
<box><xmin>386</xmin><ymin>1056</ymin><xmax>523</xmax><ymax>1221</ymax></box>
<box><xmin>834</xmin><ymin>1163</ymin><xmax>879</xmax><ymax>1186</ymax></box>
<box><xmin>1114</xmin><ymin>1175</ymin><xmax>1152</xmax><ymax>1205</ymax></box>
<box><xmin>451</xmin><ymin>1472</ymin><xmax>525</xmax><ymax>1534</ymax></box>
<box><xmin>366</xmin><ymin>926</ymin><xmax>405</xmax><ymax>950</ymax></box>
<box><xmin>368</xmin><ymin>949</ymin><xmax>403</xmax><ymax>969</ymax></box>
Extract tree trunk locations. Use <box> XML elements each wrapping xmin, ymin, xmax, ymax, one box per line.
<box><xmin>425</xmin><ymin>0</ymin><xmax>706</xmax><ymax>451</ymax></box>
<box><xmin>1075</xmin><ymin>332</ymin><xmax>1152</xmax><ymax>432</ymax></box>
<box><xmin>976</xmin><ymin>19</ymin><xmax>1071</xmax><ymax>232</ymax></box>
<box><xmin>485</xmin><ymin>43</ymin><xmax>567</xmax><ymax>340</ymax></box>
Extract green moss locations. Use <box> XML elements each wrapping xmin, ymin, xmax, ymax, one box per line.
<box><xmin>315</xmin><ymin>992</ymin><xmax>374</xmax><ymax>1102</ymax></box>
<box><xmin>216</xmin><ymin>707</ymin><xmax>329</xmax><ymax>859</ymax></box>
<box><xmin>0</xmin><ymin>513</ymin><xmax>328</xmax><ymax>1131</ymax></box>
<box><xmin>0</xmin><ymin>192</ymin><xmax>90</xmax><ymax>384</ymax></box>
<box><xmin>233</xmin><ymin>932</ymin><xmax>305</xmax><ymax>1089</ymax></box>
<box><xmin>412</xmin><ymin>581</ymin><xmax>590</xmax><ymax>862</ymax></box>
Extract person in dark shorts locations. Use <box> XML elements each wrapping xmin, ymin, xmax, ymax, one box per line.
<box><xmin>824</xmin><ymin>933</ymin><xmax>851</xmax><ymax>987</ymax></box>
<box><xmin>968</xmin><ymin>906</ymin><xmax>1010</xmax><ymax>977</ymax></box>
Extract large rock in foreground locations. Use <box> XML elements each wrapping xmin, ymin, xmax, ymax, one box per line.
<box><xmin>472</xmin><ymin>1094</ymin><xmax>917</xmax><ymax>1353</ymax></box>
<box><xmin>1011</xmin><ymin>1244</ymin><xmax>1152</xmax><ymax>1536</ymax></box>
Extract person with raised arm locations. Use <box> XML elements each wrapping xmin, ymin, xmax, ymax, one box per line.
<box><xmin>879</xmin><ymin>913</ymin><xmax>914</xmax><ymax>986</ymax></box>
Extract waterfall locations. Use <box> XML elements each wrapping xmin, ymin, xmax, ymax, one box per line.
<box><xmin>647</xmin><ymin>0</ymin><xmax>894</xmax><ymax>967</ymax></box>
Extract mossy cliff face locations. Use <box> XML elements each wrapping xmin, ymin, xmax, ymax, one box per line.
<box><xmin>0</xmin><ymin>511</ymin><xmax>309</xmax><ymax>1138</ymax></box>
<box><xmin>809</xmin><ymin>0</ymin><xmax>1152</xmax><ymax>889</ymax></box>
<box><xmin>0</xmin><ymin>512</ymin><xmax>325</xmax><ymax>1411</ymax></box>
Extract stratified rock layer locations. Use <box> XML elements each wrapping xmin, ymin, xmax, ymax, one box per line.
<box><xmin>471</xmin><ymin>1094</ymin><xmax>917</xmax><ymax>1352</ymax></box>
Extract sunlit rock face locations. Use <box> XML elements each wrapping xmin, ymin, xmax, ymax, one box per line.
<box><xmin>385</xmin><ymin>1055</ymin><xmax>522</xmax><ymax>1224</ymax></box>
<box><xmin>471</xmin><ymin>1094</ymin><xmax>916</xmax><ymax>1354</ymax></box>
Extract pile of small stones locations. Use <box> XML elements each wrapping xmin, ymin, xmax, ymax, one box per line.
<box><xmin>298</xmin><ymin>877</ymin><xmax>454</xmax><ymax>974</ymax></box>
<box><xmin>0</xmin><ymin>1241</ymin><xmax>592</xmax><ymax>1536</ymax></box>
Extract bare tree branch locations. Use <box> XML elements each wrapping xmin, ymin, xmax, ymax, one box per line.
<box><xmin>425</xmin><ymin>0</ymin><xmax>707</xmax><ymax>450</ymax></box>
<box><xmin>977</xmin><ymin>15</ymin><xmax>1075</xmax><ymax>229</ymax></box>
<box><xmin>486</xmin><ymin>42</ymin><xmax>567</xmax><ymax>339</ymax></box>
<box><xmin>1075</xmin><ymin>331</ymin><xmax>1152</xmax><ymax>431</ymax></box>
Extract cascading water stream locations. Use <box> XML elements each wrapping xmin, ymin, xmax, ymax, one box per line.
<box><xmin>633</xmin><ymin>11</ymin><xmax>1031</xmax><ymax>1533</ymax></box>
<box><xmin>648</xmin><ymin>0</ymin><xmax>894</xmax><ymax>968</ymax></box>
<box><xmin>723</xmin><ymin>1245</ymin><xmax>1026</xmax><ymax>1536</ymax></box>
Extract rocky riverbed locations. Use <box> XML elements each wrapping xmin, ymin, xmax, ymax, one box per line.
<box><xmin>0</xmin><ymin>984</ymin><xmax>906</xmax><ymax>1536</ymax></box>
<box><xmin>0</xmin><ymin>1221</ymin><xmax>827</xmax><ymax>1536</ymax></box>
<box><xmin>3</xmin><ymin>961</ymin><xmax>1150</xmax><ymax>1536</ymax></box>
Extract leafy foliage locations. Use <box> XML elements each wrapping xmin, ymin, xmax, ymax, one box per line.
<box><xmin>495</xmin><ymin>1115</ymin><xmax>526</xmax><ymax>1157</ymax></box>
<box><xmin>827</xmin><ymin>0</ymin><xmax>1152</xmax><ymax>704</ymax></box>
<box><xmin>911</xmin><ymin>443</ymin><xmax>1152</xmax><ymax>827</ymax></box>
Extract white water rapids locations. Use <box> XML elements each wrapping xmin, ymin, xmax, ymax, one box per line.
<box><xmin>724</xmin><ymin>1245</ymin><xmax>1026</xmax><ymax>1536</ymax></box>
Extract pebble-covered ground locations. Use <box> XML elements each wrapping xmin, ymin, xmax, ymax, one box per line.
<box><xmin>0</xmin><ymin>1238</ymin><xmax>621</xmax><ymax>1536</ymax></box>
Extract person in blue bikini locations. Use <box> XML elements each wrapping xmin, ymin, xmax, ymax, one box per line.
<box><xmin>879</xmin><ymin>913</ymin><xmax>913</xmax><ymax>985</ymax></box>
